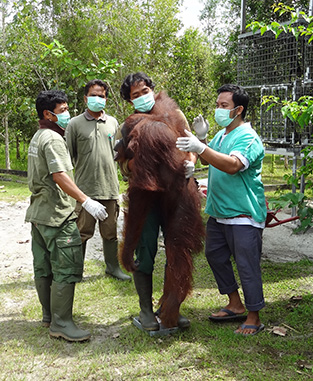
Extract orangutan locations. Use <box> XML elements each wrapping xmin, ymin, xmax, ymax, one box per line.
<box><xmin>115</xmin><ymin>91</ymin><xmax>205</xmax><ymax>328</ymax></box>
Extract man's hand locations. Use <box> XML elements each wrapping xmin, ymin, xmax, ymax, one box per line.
<box><xmin>184</xmin><ymin>160</ymin><xmax>195</xmax><ymax>179</ymax></box>
<box><xmin>176</xmin><ymin>130</ymin><xmax>207</xmax><ymax>155</ymax></box>
<box><xmin>82</xmin><ymin>198</ymin><xmax>108</xmax><ymax>221</ymax></box>
<box><xmin>192</xmin><ymin>115</ymin><xmax>209</xmax><ymax>140</ymax></box>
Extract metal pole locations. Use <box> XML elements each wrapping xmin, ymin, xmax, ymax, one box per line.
<box><xmin>310</xmin><ymin>0</ymin><xmax>313</xmax><ymax>17</ymax></box>
<box><xmin>300</xmin><ymin>158</ymin><xmax>306</xmax><ymax>193</ymax></box>
<box><xmin>291</xmin><ymin>153</ymin><xmax>297</xmax><ymax>217</ymax></box>
<box><xmin>240</xmin><ymin>0</ymin><xmax>246</xmax><ymax>34</ymax></box>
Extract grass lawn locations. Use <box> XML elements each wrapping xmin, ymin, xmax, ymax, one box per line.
<box><xmin>0</xmin><ymin>154</ymin><xmax>312</xmax><ymax>379</ymax></box>
<box><xmin>0</xmin><ymin>252</ymin><xmax>312</xmax><ymax>380</ymax></box>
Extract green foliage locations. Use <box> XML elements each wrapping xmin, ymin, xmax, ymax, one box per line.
<box><xmin>1</xmin><ymin>0</ymin><xmax>218</xmax><ymax>165</ymax></box>
<box><xmin>39</xmin><ymin>38</ymin><xmax>122</xmax><ymax>114</ymax></box>
<box><xmin>262</xmin><ymin>94</ymin><xmax>313</xmax><ymax>128</ymax></box>
<box><xmin>268</xmin><ymin>192</ymin><xmax>313</xmax><ymax>232</ymax></box>
<box><xmin>270</xmin><ymin>154</ymin><xmax>276</xmax><ymax>174</ymax></box>
<box><xmin>166</xmin><ymin>29</ymin><xmax>216</xmax><ymax>127</ymax></box>
<box><xmin>248</xmin><ymin>2</ymin><xmax>313</xmax><ymax>42</ymax></box>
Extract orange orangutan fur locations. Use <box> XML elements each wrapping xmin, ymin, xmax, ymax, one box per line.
<box><xmin>115</xmin><ymin>92</ymin><xmax>205</xmax><ymax>328</ymax></box>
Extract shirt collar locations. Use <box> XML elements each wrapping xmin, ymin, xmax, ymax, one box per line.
<box><xmin>38</xmin><ymin>119</ymin><xmax>65</xmax><ymax>137</ymax></box>
<box><xmin>84</xmin><ymin>109</ymin><xmax>107</xmax><ymax>122</ymax></box>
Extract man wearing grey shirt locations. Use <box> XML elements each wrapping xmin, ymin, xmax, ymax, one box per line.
<box><xmin>66</xmin><ymin>79</ymin><xmax>131</xmax><ymax>281</ymax></box>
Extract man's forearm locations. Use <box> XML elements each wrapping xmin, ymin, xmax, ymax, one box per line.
<box><xmin>200</xmin><ymin>148</ymin><xmax>243</xmax><ymax>174</ymax></box>
<box><xmin>52</xmin><ymin>172</ymin><xmax>87</xmax><ymax>203</ymax></box>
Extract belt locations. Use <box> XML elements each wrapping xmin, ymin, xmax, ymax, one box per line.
<box><xmin>224</xmin><ymin>214</ymin><xmax>251</xmax><ymax>219</ymax></box>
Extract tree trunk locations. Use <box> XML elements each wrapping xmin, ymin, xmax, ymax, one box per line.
<box><xmin>4</xmin><ymin>101</ymin><xmax>10</xmax><ymax>169</ymax></box>
<box><xmin>16</xmin><ymin>135</ymin><xmax>20</xmax><ymax>159</ymax></box>
<box><xmin>2</xmin><ymin>5</ymin><xmax>10</xmax><ymax>169</ymax></box>
<box><xmin>284</xmin><ymin>155</ymin><xmax>288</xmax><ymax>169</ymax></box>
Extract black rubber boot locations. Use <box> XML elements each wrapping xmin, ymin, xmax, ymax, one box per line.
<box><xmin>81</xmin><ymin>241</ymin><xmax>87</xmax><ymax>261</ymax></box>
<box><xmin>35</xmin><ymin>275</ymin><xmax>52</xmax><ymax>327</ymax></box>
<box><xmin>133</xmin><ymin>271</ymin><xmax>159</xmax><ymax>331</ymax></box>
<box><xmin>177</xmin><ymin>314</ymin><xmax>190</xmax><ymax>329</ymax></box>
<box><xmin>155</xmin><ymin>307</ymin><xmax>190</xmax><ymax>329</ymax></box>
<box><xmin>103</xmin><ymin>239</ymin><xmax>131</xmax><ymax>281</ymax></box>
<box><xmin>49</xmin><ymin>281</ymin><xmax>91</xmax><ymax>342</ymax></box>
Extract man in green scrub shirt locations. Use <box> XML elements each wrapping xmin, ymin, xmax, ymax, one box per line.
<box><xmin>66</xmin><ymin>79</ymin><xmax>130</xmax><ymax>281</ymax></box>
<box><xmin>26</xmin><ymin>90</ymin><xmax>108</xmax><ymax>342</ymax></box>
<box><xmin>176</xmin><ymin>84</ymin><xmax>267</xmax><ymax>336</ymax></box>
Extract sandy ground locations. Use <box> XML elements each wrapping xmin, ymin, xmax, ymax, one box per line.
<box><xmin>0</xmin><ymin>199</ymin><xmax>125</xmax><ymax>281</ymax></box>
<box><xmin>0</xmin><ymin>199</ymin><xmax>313</xmax><ymax>282</ymax></box>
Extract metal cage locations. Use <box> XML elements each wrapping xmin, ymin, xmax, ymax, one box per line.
<box><xmin>237</xmin><ymin>21</ymin><xmax>313</xmax><ymax>147</ymax></box>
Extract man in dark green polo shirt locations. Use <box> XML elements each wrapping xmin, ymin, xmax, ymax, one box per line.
<box><xmin>26</xmin><ymin>90</ymin><xmax>108</xmax><ymax>342</ymax></box>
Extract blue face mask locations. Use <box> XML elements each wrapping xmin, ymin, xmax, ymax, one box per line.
<box><xmin>50</xmin><ymin>111</ymin><xmax>71</xmax><ymax>129</ymax></box>
<box><xmin>87</xmin><ymin>96</ymin><xmax>106</xmax><ymax>112</ymax></box>
<box><xmin>214</xmin><ymin>107</ymin><xmax>239</xmax><ymax>127</ymax></box>
<box><xmin>132</xmin><ymin>92</ymin><xmax>155</xmax><ymax>113</ymax></box>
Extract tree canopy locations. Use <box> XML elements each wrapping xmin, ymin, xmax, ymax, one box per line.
<box><xmin>0</xmin><ymin>0</ymin><xmax>220</xmax><ymax>168</ymax></box>
<box><xmin>5</xmin><ymin>1</ymin><xmax>309</xmax><ymax>168</ymax></box>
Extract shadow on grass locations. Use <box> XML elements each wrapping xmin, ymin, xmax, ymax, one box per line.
<box><xmin>2</xmin><ymin>294</ymin><xmax>312</xmax><ymax>345</ymax></box>
<box><xmin>0</xmin><ymin>297</ymin><xmax>312</xmax><ymax>380</ymax></box>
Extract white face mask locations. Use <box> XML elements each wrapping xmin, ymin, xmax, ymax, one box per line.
<box><xmin>87</xmin><ymin>96</ymin><xmax>106</xmax><ymax>112</ymax></box>
<box><xmin>50</xmin><ymin>110</ymin><xmax>71</xmax><ymax>129</ymax></box>
<box><xmin>132</xmin><ymin>92</ymin><xmax>155</xmax><ymax>112</ymax></box>
<box><xmin>214</xmin><ymin>107</ymin><xmax>239</xmax><ymax>127</ymax></box>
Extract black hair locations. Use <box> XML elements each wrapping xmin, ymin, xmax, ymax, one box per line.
<box><xmin>120</xmin><ymin>72</ymin><xmax>155</xmax><ymax>102</ymax></box>
<box><xmin>36</xmin><ymin>90</ymin><xmax>68</xmax><ymax>120</ymax></box>
<box><xmin>84</xmin><ymin>79</ymin><xmax>109</xmax><ymax>97</ymax></box>
<box><xmin>217</xmin><ymin>84</ymin><xmax>249</xmax><ymax>119</ymax></box>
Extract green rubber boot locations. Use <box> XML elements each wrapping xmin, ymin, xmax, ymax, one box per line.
<box><xmin>103</xmin><ymin>239</ymin><xmax>131</xmax><ymax>281</ymax></box>
<box><xmin>34</xmin><ymin>275</ymin><xmax>52</xmax><ymax>327</ymax></box>
<box><xmin>49</xmin><ymin>281</ymin><xmax>91</xmax><ymax>342</ymax></box>
<box><xmin>133</xmin><ymin>271</ymin><xmax>159</xmax><ymax>331</ymax></box>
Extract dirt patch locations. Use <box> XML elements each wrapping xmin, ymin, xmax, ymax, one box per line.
<box><xmin>0</xmin><ymin>200</ymin><xmax>313</xmax><ymax>283</ymax></box>
<box><xmin>0</xmin><ymin>199</ymin><xmax>125</xmax><ymax>281</ymax></box>
<box><xmin>262</xmin><ymin>211</ymin><xmax>313</xmax><ymax>262</ymax></box>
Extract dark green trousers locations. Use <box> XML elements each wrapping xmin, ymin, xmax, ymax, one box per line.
<box><xmin>135</xmin><ymin>204</ymin><xmax>166</xmax><ymax>274</ymax></box>
<box><xmin>31</xmin><ymin>219</ymin><xmax>83</xmax><ymax>283</ymax></box>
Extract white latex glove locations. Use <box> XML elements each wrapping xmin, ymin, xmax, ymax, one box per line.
<box><xmin>192</xmin><ymin>115</ymin><xmax>209</xmax><ymax>140</ymax></box>
<box><xmin>176</xmin><ymin>130</ymin><xmax>207</xmax><ymax>155</ymax></box>
<box><xmin>184</xmin><ymin>160</ymin><xmax>195</xmax><ymax>179</ymax></box>
<box><xmin>82</xmin><ymin>197</ymin><xmax>108</xmax><ymax>221</ymax></box>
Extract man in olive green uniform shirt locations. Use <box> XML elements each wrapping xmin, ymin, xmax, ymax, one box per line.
<box><xmin>26</xmin><ymin>90</ymin><xmax>107</xmax><ymax>342</ymax></box>
<box><xmin>66</xmin><ymin>79</ymin><xmax>130</xmax><ymax>281</ymax></box>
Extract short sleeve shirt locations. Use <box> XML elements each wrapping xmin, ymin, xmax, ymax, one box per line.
<box><xmin>65</xmin><ymin>111</ymin><xmax>119</xmax><ymax>200</ymax></box>
<box><xmin>205</xmin><ymin>123</ymin><xmax>267</xmax><ymax>223</ymax></box>
<box><xmin>25</xmin><ymin>129</ymin><xmax>76</xmax><ymax>226</ymax></box>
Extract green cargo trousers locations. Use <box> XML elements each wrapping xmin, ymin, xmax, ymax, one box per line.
<box><xmin>31</xmin><ymin>219</ymin><xmax>83</xmax><ymax>284</ymax></box>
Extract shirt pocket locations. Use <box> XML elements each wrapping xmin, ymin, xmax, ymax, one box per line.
<box><xmin>77</xmin><ymin>135</ymin><xmax>94</xmax><ymax>155</ymax></box>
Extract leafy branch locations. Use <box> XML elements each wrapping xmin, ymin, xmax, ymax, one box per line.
<box><xmin>247</xmin><ymin>2</ymin><xmax>313</xmax><ymax>42</ymax></box>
